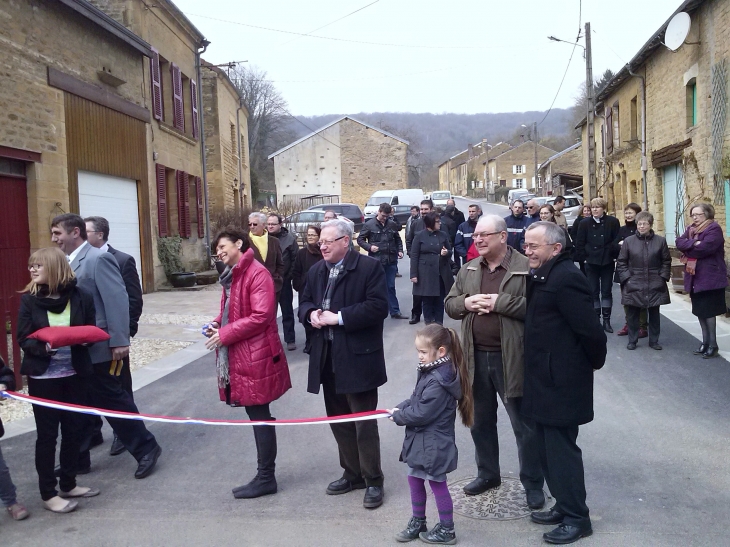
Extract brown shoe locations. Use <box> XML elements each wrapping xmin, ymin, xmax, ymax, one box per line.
<box><xmin>6</xmin><ymin>503</ymin><xmax>29</xmax><ymax>521</ymax></box>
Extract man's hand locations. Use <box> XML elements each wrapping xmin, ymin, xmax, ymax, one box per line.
<box><xmin>111</xmin><ymin>346</ymin><xmax>130</xmax><ymax>360</ymax></box>
<box><xmin>465</xmin><ymin>294</ymin><xmax>498</xmax><ymax>315</ymax></box>
<box><xmin>410</xmin><ymin>277</ymin><xmax>418</xmax><ymax>283</ymax></box>
<box><xmin>0</xmin><ymin>384</ymin><xmax>6</xmax><ymax>391</ymax></box>
<box><xmin>319</xmin><ymin>310</ymin><xmax>340</xmax><ymax>326</ymax></box>
<box><xmin>398</xmin><ymin>251</ymin><xmax>404</xmax><ymax>259</ymax></box>
<box><xmin>309</xmin><ymin>309</ymin><xmax>324</xmax><ymax>329</ymax></box>
<box><xmin>204</xmin><ymin>328</ymin><xmax>221</xmax><ymax>350</ymax></box>
<box><xmin>387</xmin><ymin>407</ymin><xmax>399</xmax><ymax>421</ymax></box>
<box><xmin>370</xmin><ymin>245</ymin><xmax>379</xmax><ymax>253</ymax></box>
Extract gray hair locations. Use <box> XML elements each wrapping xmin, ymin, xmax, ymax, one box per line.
<box><xmin>635</xmin><ymin>211</ymin><xmax>654</xmax><ymax>225</ymax></box>
<box><xmin>526</xmin><ymin>221</ymin><xmax>566</xmax><ymax>247</ymax></box>
<box><xmin>476</xmin><ymin>214</ymin><xmax>507</xmax><ymax>233</ymax></box>
<box><xmin>690</xmin><ymin>202</ymin><xmax>715</xmax><ymax>220</ymax></box>
<box><xmin>249</xmin><ymin>212</ymin><xmax>267</xmax><ymax>224</ymax></box>
<box><xmin>320</xmin><ymin>218</ymin><xmax>353</xmax><ymax>241</ymax></box>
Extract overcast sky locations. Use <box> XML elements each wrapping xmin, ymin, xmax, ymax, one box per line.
<box><xmin>175</xmin><ymin>0</ymin><xmax>681</xmax><ymax>117</ymax></box>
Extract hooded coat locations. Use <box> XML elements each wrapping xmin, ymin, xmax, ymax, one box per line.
<box><xmin>392</xmin><ymin>361</ymin><xmax>462</xmax><ymax>478</ymax></box>
<box><xmin>215</xmin><ymin>249</ymin><xmax>291</xmax><ymax>407</ymax></box>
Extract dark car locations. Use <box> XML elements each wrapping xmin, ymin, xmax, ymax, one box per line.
<box><xmin>307</xmin><ymin>203</ymin><xmax>365</xmax><ymax>232</ymax></box>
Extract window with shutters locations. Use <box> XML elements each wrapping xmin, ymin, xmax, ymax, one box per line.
<box><xmin>159</xmin><ymin>56</ymin><xmax>172</xmax><ymax>125</ymax></box>
<box><xmin>612</xmin><ymin>102</ymin><xmax>620</xmax><ymax>150</ymax></box>
<box><xmin>686</xmin><ymin>79</ymin><xmax>697</xmax><ymax>128</ymax></box>
<box><xmin>195</xmin><ymin>176</ymin><xmax>205</xmax><ymax>238</ymax></box>
<box><xmin>230</xmin><ymin>123</ymin><xmax>238</xmax><ymax>168</ymax></box>
<box><xmin>181</xmin><ymin>73</ymin><xmax>192</xmax><ymax>136</ymax></box>
<box><xmin>190</xmin><ymin>78</ymin><xmax>199</xmax><ymax>139</ymax></box>
<box><xmin>630</xmin><ymin>96</ymin><xmax>638</xmax><ymax>140</ymax></box>
<box><xmin>155</xmin><ymin>163</ymin><xmax>169</xmax><ymax>237</ymax></box>
<box><xmin>513</xmin><ymin>179</ymin><xmax>524</xmax><ymax>189</ymax></box>
<box><xmin>171</xmin><ymin>64</ymin><xmax>184</xmax><ymax>132</ymax></box>
<box><xmin>176</xmin><ymin>170</ymin><xmax>191</xmax><ymax>238</ymax></box>
<box><xmin>241</xmin><ymin>131</ymin><xmax>247</xmax><ymax>166</ymax></box>
<box><xmin>150</xmin><ymin>49</ymin><xmax>163</xmax><ymax>121</ymax></box>
<box><xmin>605</xmin><ymin>107</ymin><xmax>614</xmax><ymax>154</ymax></box>
<box><xmin>513</xmin><ymin>165</ymin><xmax>523</xmax><ymax>174</ymax></box>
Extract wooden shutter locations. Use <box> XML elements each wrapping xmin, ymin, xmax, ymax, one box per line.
<box><xmin>512</xmin><ymin>165</ymin><xmax>517</xmax><ymax>174</ymax></box>
<box><xmin>171</xmin><ymin>63</ymin><xmax>184</xmax><ymax>131</ymax></box>
<box><xmin>156</xmin><ymin>163</ymin><xmax>168</xmax><ymax>237</ymax></box>
<box><xmin>195</xmin><ymin>176</ymin><xmax>205</xmax><ymax>238</ymax></box>
<box><xmin>605</xmin><ymin>107</ymin><xmax>614</xmax><ymax>154</ymax></box>
<box><xmin>176</xmin><ymin>170</ymin><xmax>191</xmax><ymax>237</ymax></box>
<box><xmin>150</xmin><ymin>49</ymin><xmax>162</xmax><ymax>121</ymax></box>
<box><xmin>190</xmin><ymin>79</ymin><xmax>199</xmax><ymax>139</ymax></box>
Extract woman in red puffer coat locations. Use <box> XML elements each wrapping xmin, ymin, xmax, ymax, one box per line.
<box><xmin>204</xmin><ymin>228</ymin><xmax>291</xmax><ymax>499</ymax></box>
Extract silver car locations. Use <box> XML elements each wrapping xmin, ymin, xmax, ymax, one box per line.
<box><xmin>284</xmin><ymin>210</ymin><xmax>327</xmax><ymax>245</ymax></box>
<box><xmin>547</xmin><ymin>195</ymin><xmax>583</xmax><ymax>224</ymax></box>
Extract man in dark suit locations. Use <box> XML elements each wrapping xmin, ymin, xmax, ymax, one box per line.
<box><xmin>85</xmin><ymin>216</ymin><xmax>143</xmax><ymax>457</ymax></box>
<box><xmin>298</xmin><ymin>218</ymin><xmax>389</xmax><ymax>509</ymax></box>
<box><xmin>522</xmin><ymin>222</ymin><xmax>607</xmax><ymax>545</ymax></box>
<box><xmin>51</xmin><ymin>214</ymin><xmax>161</xmax><ymax>479</ymax></box>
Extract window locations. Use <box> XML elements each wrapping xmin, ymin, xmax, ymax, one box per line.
<box><xmin>513</xmin><ymin>179</ymin><xmax>524</xmax><ymax>189</ymax></box>
<box><xmin>686</xmin><ymin>79</ymin><xmax>697</xmax><ymax>128</ymax></box>
<box><xmin>176</xmin><ymin>170</ymin><xmax>191</xmax><ymax>238</ymax></box>
<box><xmin>230</xmin><ymin>123</ymin><xmax>238</xmax><ymax>168</ymax></box>
<box><xmin>612</xmin><ymin>102</ymin><xmax>620</xmax><ymax>150</ymax></box>
<box><xmin>630</xmin><ymin>96</ymin><xmax>638</xmax><ymax>141</ymax></box>
<box><xmin>513</xmin><ymin>165</ymin><xmax>524</xmax><ymax>174</ymax></box>
<box><xmin>150</xmin><ymin>48</ymin><xmax>163</xmax><ymax>121</ymax></box>
<box><xmin>170</xmin><ymin>64</ymin><xmax>184</xmax><ymax>132</ymax></box>
<box><xmin>159</xmin><ymin>56</ymin><xmax>172</xmax><ymax>125</ymax></box>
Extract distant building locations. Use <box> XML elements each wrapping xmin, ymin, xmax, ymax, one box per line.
<box><xmin>537</xmin><ymin>143</ymin><xmax>583</xmax><ymax>197</ymax></box>
<box><xmin>269</xmin><ymin>116</ymin><xmax>408</xmax><ymax>208</ymax></box>
<box><xmin>486</xmin><ymin>141</ymin><xmax>557</xmax><ymax>193</ymax></box>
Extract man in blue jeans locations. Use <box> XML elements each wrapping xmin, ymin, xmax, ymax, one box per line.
<box><xmin>357</xmin><ymin>203</ymin><xmax>408</xmax><ymax>319</ymax></box>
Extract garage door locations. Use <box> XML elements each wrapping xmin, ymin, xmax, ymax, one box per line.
<box><xmin>78</xmin><ymin>171</ymin><xmax>142</xmax><ymax>281</ymax></box>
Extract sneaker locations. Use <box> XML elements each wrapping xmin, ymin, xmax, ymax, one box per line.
<box><xmin>638</xmin><ymin>328</ymin><xmax>648</xmax><ymax>339</ymax></box>
<box><xmin>419</xmin><ymin>522</ymin><xmax>456</xmax><ymax>545</ymax></box>
<box><xmin>616</xmin><ymin>324</ymin><xmax>629</xmax><ymax>336</ymax></box>
<box><xmin>395</xmin><ymin>516</ymin><xmax>427</xmax><ymax>542</ymax></box>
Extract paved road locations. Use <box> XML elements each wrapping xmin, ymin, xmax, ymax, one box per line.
<box><xmin>1</xmin><ymin>274</ymin><xmax>729</xmax><ymax>545</ymax></box>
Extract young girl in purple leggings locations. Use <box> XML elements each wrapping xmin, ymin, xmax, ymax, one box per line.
<box><xmin>388</xmin><ymin>324</ymin><xmax>473</xmax><ymax>544</ymax></box>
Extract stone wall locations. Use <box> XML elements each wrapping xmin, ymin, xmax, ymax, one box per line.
<box><xmin>339</xmin><ymin>119</ymin><xmax>408</xmax><ymax>207</ymax></box>
<box><xmin>0</xmin><ymin>0</ymin><xmax>145</xmax><ymax>250</ymax></box>
<box><xmin>491</xmin><ymin>142</ymin><xmax>556</xmax><ymax>191</ymax></box>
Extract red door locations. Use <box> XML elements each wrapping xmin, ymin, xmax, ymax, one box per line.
<box><xmin>0</xmin><ymin>174</ymin><xmax>31</xmax><ymax>386</ymax></box>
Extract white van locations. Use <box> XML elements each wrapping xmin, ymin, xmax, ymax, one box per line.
<box><xmin>430</xmin><ymin>190</ymin><xmax>452</xmax><ymax>208</ymax></box>
<box><xmin>364</xmin><ymin>189</ymin><xmax>425</xmax><ymax>217</ymax></box>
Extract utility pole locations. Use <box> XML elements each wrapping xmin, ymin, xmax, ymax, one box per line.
<box><xmin>533</xmin><ymin>121</ymin><xmax>539</xmax><ymax>195</ymax></box>
<box><xmin>482</xmin><ymin>138</ymin><xmax>489</xmax><ymax>199</ymax></box>
<box><xmin>585</xmin><ymin>22</ymin><xmax>596</xmax><ymax>200</ymax></box>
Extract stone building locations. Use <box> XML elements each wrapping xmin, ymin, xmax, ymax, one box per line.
<box><xmin>0</xmin><ymin>0</ymin><xmax>155</xmax><ymax>379</ymax></box>
<box><xmin>438</xmin><ymin>141</ymin><xmax>512</xmax><ymax>196</ymax></box>
<box><xmin>537</xmin><ymin>142</ymin><xmax>583</xmax><ymax>197</ymax></box>
<box><xmin>269</xmin><ymin>116</ymin><xmax>408</xmax><ymax>208</ymax></box>
<box><xmin>578</xmin><ymin>0</ymin><xmax>730</xmax><ymax>247</ymax></box>
<box><xmin>486</xmin><ymin>141</ymin><xmax>557</xmax><ymax>193</ymax></box>
<box><xmin>200</xmin><ymin>60</ymin><xmax>251</xmax><ymax>222</ymax></box>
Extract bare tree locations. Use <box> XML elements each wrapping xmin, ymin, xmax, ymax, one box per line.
<box><xmin>230</xmin><ymin>65</ymin><xmax>296</xmax><ymax>201</ymax></box>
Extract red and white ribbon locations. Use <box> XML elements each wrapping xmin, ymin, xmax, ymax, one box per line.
<box><xmin>0</xmin><ymin>391</ymin><xmax>390</xmax><ymax>426</ymax></box>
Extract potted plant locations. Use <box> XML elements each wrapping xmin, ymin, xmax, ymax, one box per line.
<box><xmin>157</xmin><ymin>236</ymin><xmax>196</xmax><ymax>288</ymax></box>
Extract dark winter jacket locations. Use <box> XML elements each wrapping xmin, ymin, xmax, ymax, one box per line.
<box><xmin>291</xmin><ymin>245</ymin><xmax>323</xmax><ymax>293</ymax></box>
<box><xmin>0</xmin><ymin>360</ymin><xmax>16</xmax><ymax>437</ymax></box>
<box><xmin>270</xmin><ymin>227</ymin><xmax>299</xmax><ymax>280</ymax></box>
<box><xmin>522</xmin><ymin>252</ymin><xmax>607</xmax><ymax>427</ymax></box>
<box><xmin>298</xmin><ymin>251</ymin><xmax>389</xmax><ymax>395</ymax></box>
<box><xmin>392</xmin><ymin>361</ymin><xmax>461</xmax><ymax>477</ymax></box>
<box><xmin>406</xmin><ymin>217</ymin><xmax>426</xmax><ymax>255</ymax></box>
<box><xmin>615</xmin><ymin>231</ymin><xmax>671</xmax><ymax>308</ymax></box>
<box><xmin>569</xmin><ymin>213</ymin><xmax>587</xmax><ymax>243</ymax></box>
<box><xmin>454</xmin><ymin>218</ymin><xmax>478</xmax><ymax>258</ymax></box>
<box><xmin>611</xmin><ymin>221</ymin><xmax>638</xmax><ymax>282</ymax></box>
<box><xmin>449</xmin><ymin>207</ymin><xmax>466</xmax><ymax>228</ymax></box>
<box><xmin>405</xmin><ymin>215</ymin><xmax>420</xmax><ymax>243</ymax></box>
<box><xmin>357</xmin><ymin>217</ymin><xmax>403</xmax><ymax>266</ymax></box>
<box><xmin>410</xmin><ymin>229</ymin><xmax>454</xmax><ymax>297</ymax></box>
<box><xmin>505</xmin><ymin>213</ymin><xmax>531</xmax><ymax>250</ymax></box>
<box><xmin>17</xmin><ymin>281</ymin><xmax>96</xmax><ymax>378</ymax></box>
<box><xmin>675</xmin><ymin>221</ymin><xmax>728</xmax><ymax>294</ymax></box>
<box><xmin>439</xmin><ymin>214</ymin><xmax>458</xmax><ymax>246</ymax></box>
<box><xmin>574</xmin><ymin>214</ymin><xmax>621</xmax><ymax>265</ymax></box>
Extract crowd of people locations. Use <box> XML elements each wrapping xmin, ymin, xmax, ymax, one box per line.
<box><xmin>0</xmin><ymin>195</ymin><xmax>720</xmax><ymax>545</ymax></box>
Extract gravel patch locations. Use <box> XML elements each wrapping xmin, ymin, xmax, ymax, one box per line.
<box><xmin>139</xmin><ymin>314</ymin><xmax>212</xmax><ymax>326</ymax></box>
<box><xmin>0</xmin><ymin>338</ymin><xmax>194</xmax><ymax>425</ymax></box>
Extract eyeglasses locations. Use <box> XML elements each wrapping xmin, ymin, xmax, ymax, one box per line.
<box><xmin>690</xmin><ymin>212</ymin><xmax>706</xmax><ymax>218</ymax></box>
<box><xmin>248</xmin><ymin>223</ymin><xmax>259</xmax><ymax>227</ymax></box>
<box><xmin>28</xmin><ymin>264</ymin><xmax>43</xmax><ymax>271</ymax></box>
<box><xmin>317</xmin><ymin>235</ymin><xmax>346</xmax><ymax>248</ymax></box>
<box><xmin>636</xmin><ymin>222</ymin><xmax>651</xmax><ymax>227</ymax></box>
<box><xmin>522</xmin><ymin>242</ymin><xmax>556</xmax><ymax>251</ymax></box>
<box><xmin>473</xmin><ymin>231</ymin><xmax>502</xmax><ymax>239</ymax></box>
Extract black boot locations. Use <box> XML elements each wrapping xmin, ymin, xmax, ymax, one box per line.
<box><xmin>233</xmin><ymin>424</ymin><xmax>278</xmax><ymax>499</ymax></box>
<box><xmin>602</xmin><ymin>308</ymin><xmax>613</xmax><ymax>333</ymax></box>
<box><xmin>408</xmin><ymin>313</ymin><xmax>420</xmax><ymax>325</ymax></box>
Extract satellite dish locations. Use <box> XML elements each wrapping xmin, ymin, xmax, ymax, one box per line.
<box><xmin>665</xmin><ymin>12</ymin><xmax>691</xmax><ymax>51</ymax></box>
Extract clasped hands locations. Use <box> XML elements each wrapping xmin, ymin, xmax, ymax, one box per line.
<box><xmin>465</xmin><ymin>293</ymin><xmax>499</xmax><ymax>315</ymax></box>
<box><xmin>309</xmin><ymin>310</ymin><xmax>339</xmax><ymax>329</ymax></box>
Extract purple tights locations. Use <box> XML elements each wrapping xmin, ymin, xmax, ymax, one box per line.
<box><xmin>407</xmin><ymin>475</ymin><xmax>454</xmax><ymax>526</ymax></box>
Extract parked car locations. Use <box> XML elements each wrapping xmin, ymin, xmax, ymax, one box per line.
<box><xmin>284</xmin><ymin>210</ymin><xmax>327</xmax><ymax>244</ymax></box>
<box><xmin>508</xmin><ymin>188</ymin><xmax>530</xmax><ymax>206</ymax></box>
<box><xmin>306</xmin><ymin>203</ymin><xmax>365</xmax><ymax>232</ymax></box>
<box><xmin>430</xmin><ymin>190</ymin><xmax>452</xmax><ymax>208</ymax></box>
<box><xmin>363</xmin><ymin>189</ymin><xmax>425</xmax><ymax>216</ymax></box>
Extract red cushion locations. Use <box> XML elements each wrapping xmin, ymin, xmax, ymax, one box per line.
<box><xmin>27</xmin><ymin>326</ymin><xmax>110</xmax><ymax>349</ymax></box>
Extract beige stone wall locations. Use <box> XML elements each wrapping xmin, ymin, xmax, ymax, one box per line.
<box><xmin>492</xmin><ymin>142</ymin><xmax>556</xmax><ymax>192</ymax></box>
<box><xmin>0</xmin><ymin>0</ymin><xmax>145</xmax><ymax>250</ymax></box>
<box><xmin>339</xmin><ymin>119</ymin><xmax>408</xmax><ymax>207</ymax></box>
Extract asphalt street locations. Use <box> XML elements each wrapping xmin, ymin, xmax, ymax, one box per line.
<box><xmin>1</xmin><ymin>218</ymin><xmax>729</xmax><ymax>545</ymax></box>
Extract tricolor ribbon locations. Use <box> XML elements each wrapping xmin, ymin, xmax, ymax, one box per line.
<box><xmin>0</xmin><ymin>391</ymin><xmax>391</xmax><ymax>426</ymax></box>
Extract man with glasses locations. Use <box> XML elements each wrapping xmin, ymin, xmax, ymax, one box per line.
<box><xmin>445</xmin><ymin>214</ymin><xmax>544</xmax><ymax>509</ymax></box>
<box><xmin>248</xmin><ymin>212</ymin><xmax>284</xmax><ymax>296</ymax></box>
<box><xmin>357</xmin><ymin>203</ymin><xmax>407</xmax><ymax>319</ymax></box>
<box><xmin>298</xmin><ymin>219</ymin><xmax>389</xmax><ymax>509</ymax></box>
<box><xmin>525</xmin><ymin>199</ymin><xmax>541</xmax><ymax>221</ymax></box>
<box><xmin>521</xmin><ymin>222</ymin><xmax>606</xmax><ymax>545</ymax></box>
<box><xmin>267</xmin><ymin>214</ymin><xmax>299</xmax><ymax>351</ymax></box>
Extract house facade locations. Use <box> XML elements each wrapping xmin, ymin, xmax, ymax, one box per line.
<box><xmin>537</xmin><ymin>142</ymin><xmax>583</xmax><ymax>197</ymax></box>
<box><xmin>269</xmin><ymin>116</ymin><xmax>408</xmax><ymax>208</ymax></box>
<box><xmin>486</xmin><ymin>141</ymin><xmax>557</xmax><ymax>193</ymax></box>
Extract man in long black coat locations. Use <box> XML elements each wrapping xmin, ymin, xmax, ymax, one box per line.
<box><xmin>298</xmin><ymin>218</ymin><xmax>389</xmax><ymax>510</ymax></box>
<box><xmin>521</xmin><ymin>221</ymin><xmax>607</xmax><ymax>545</ymax></box>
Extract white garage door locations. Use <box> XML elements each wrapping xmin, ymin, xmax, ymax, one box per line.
<box><xmin>78</xmin><ymin>171</ymin><xmax>142</xmax><ymax>282</ymax></box>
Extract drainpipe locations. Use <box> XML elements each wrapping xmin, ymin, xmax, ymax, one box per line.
<box><xmin>236</xmin><ymin>99</ymin><xmax>246</xmax><ymax>209</ymax></box>
<box><xmin>196</xmin><ymin>40</ymin><xmax>211</xmax><ymax>264</ymax></box>
<box><xmin>628</xmin><ymin>65</ymin><xmax>648</xmax><ymax>211</ymax></box>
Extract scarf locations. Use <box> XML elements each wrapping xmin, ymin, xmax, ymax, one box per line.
<box><xmin>33</xmin><ymin>279</ymin><xmax>77</xmax><ymax>313</ymax></box>
<box><xmin>216</xmin><ymin>265</ymin><xmax>235</xmax><ymax>388</ymax></box>
<box><xmin>249</xmin><ymin>232</ymin><xmax>268</xmax><ymax>262</ymax></box>
<box><xmin>322</xmin><ymin>261</ymin><xmax>344</xmax><ymax>341</ymax></box>
<box><xmin>417</xmin><ymin>356</ymin><xmax>451</xmax><ymax>373</ymax></box>
<box><xmin>689</xmin><ymin>219</ymin><xmax>712</xmax><ymax>237</ymax></box>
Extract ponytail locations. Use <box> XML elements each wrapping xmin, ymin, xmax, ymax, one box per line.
<box><xmin>448</xmin><ymin>328</ymin><xmax>473</xmax><ymax>427</ymax></box>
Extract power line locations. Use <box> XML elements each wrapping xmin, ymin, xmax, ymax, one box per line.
<box><xmin>186</xmin><ymin>12</ymin><xmax>486</xmax><ymax>50</ymax></box>
<box><xmin>277</xmin><ymin>0</ymin><xmax>381</xmax><ymax>47</ymax></box>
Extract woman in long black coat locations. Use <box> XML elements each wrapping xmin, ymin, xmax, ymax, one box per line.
<box><xmin>611</xmin><ymin>203</ymin><xmax>647</xmax><ymax>337</ymax></box>
<box><xmin>291</xmin><ymin>225</ymin><xmax>323</xmax><ymax>353</ymax></box>
<box><xmin>615</xmin><ymin>212</ymin><xmax>671</xmax><ymax>351</ymax></box>
<box><xmin>410</xmin><ymin>212</ymin><xmax>454</xmax><ymax>325</ymax></box>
